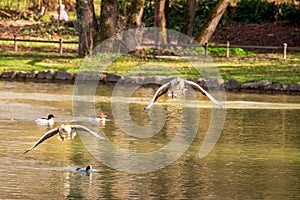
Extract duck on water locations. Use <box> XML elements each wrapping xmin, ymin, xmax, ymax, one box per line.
<box><xmin>35</xmin><ymin>114</ymin><xmax>55</xmax><ymax>126</ymax></box>
<box><xmin>76</xmin><ymin>165</ymin><xmax>94</xmax><ymax>173</ymax></box>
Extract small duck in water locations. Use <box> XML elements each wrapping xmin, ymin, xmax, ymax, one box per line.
<box><xmin>24</xmin><ymin>124</ymin><xmax>107</xmax><ymax>154</ymax></box>
<box><xmin>35</xmin><ymin>114</ymin><xmax>55</xmax><ymax>126</ymax></box>
<box><xmin>76</xmin><ymin>165</ymin><xmax>93</xmax><ymax>173</ymax></box>
<box><xmin>97</xmin><ymin>113</ymin><xmax>107</xmax><ymax>128</ymax></box>
<box><xmin>96</xmin><ymin>113</ymin><xmax>107</xmax><ymax>121</ymax></box>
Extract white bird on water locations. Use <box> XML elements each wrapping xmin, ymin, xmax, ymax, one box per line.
<box><xmin>76</xmin><ymin>165</ymin><xmax>94</xmax><ymax>173</ymax></box>
<box><xmin>35</xmin><ymin>114</ymin><xmax>55</xmax><ymax>126</ymax></box>
<box><xmin>24</xmin><ymin>124</ymin><xmax>107</xmax><ymax>154</ymax></box>
<box><xmin>143</xmin><ymin>77</ymin><xmax>223</xmax><ymax>112</ymax></box>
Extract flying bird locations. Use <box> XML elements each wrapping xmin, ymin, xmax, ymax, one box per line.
<box><xmin>24</xmin><ymin>124</ymin><xmax>107</xmax><ymax>154</ymax></box>
<box><xmin>143</xmin><ymin>77</ymin><xmax>223</xmax><ymax>111</ymax></box>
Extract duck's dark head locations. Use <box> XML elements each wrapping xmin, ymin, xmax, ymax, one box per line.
<box><xmin>48</xmin><ymin>114</ymin><xmax>55</xmax><ymax>120</ymax></box>
<box><xmin>86</xmin><ymin>165</ymin><xmax>92</xmax><ymax>171</ymax></box>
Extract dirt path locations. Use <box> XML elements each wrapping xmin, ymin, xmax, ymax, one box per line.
<box><xmin>211</xmin><ymin>23</ymin><xmax>300</xmax><ymax>47</ymax></box>
<box><xmin>0</xmin><ymin>20</ymin><xmax>37</xmax><ymax>38</ymax></box>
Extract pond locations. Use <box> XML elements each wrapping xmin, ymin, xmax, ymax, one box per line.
<box><xmin>0</xmin><ymin>81</ymin><xmax>299</xmax><ymax>199</ymax></box>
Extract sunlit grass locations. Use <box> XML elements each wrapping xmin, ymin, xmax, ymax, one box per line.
<box><xmin>214</xmin><ymin>55</ymin><xmax>300</xmax><ymax>84</ymax></box>
<box><xmin>0</xmin><ymin>41</ymin><xmax>81</xmax><ymax>73</ymax></box>
<box><xmin>0</xmin><ymin>41</ymin><xmax>300</xmax><ymax>84</ymax></box>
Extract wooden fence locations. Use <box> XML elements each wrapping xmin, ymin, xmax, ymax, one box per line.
<box><xmin>0</xmin><ymin>35</ymin><xmax>300</xmax><ymax>59</ymax></box>
<box><xmin>0</xmin><ymin>35</ymin><xmax>78</xmax><ymax>54</ymax></box>
<box><xmin>142</xmin><ymin>42</ymin><xmax>300</xmax><ymax>60</ymax></box>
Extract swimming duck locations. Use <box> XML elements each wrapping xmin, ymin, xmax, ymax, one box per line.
<box><xmin>76</xmin><ymin>165</ymin><xmax>93</xmax><ymax>173</ymax></box>
<box><xmin>143</xmin><ymin>77</ymin><xmax>223</xmax><ymax>112</ymax></box>
<box><xmin>97</xmin><ymin>113</ymin><xmax>107</xmax><ymax>128</ymax></box>
<box><xmin>35</xmin><ymin>114</ymin><xmax>55</xmax><ymax>126</ymax></box>
<box><xmin>24</xmin><ymin>124</ymin><xmax>107</xmax><ymax>154</ymax></box>
<box><xmin>96</xmin><ymin>113</ymin><xmax>107</xmax><ymax>121</ymax></box>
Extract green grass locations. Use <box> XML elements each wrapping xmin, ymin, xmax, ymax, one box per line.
<box><xmin>1</xmin><ymin>40</ymin><xmax>300</xmax><ymax>84</ymax></box>
<box><xmin>215</xmin><ymin>55</ymin><xmax>300</xmax><ymax>84</ymax></box>
<box><xmin>0</xmin><ymin>41</ymin><xmax>81</xmax><ymax>73</ymax></box>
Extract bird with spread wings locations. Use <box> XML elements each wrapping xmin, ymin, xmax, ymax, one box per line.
<box><xmin>143</xmin><ymin>77</ymin><xmax>223</xmax><ymax>112</ymax></box>
<box><xmin>24</xmin><ymin>124</ymin><xmax>107</xmax><ymax>154</ymax></box>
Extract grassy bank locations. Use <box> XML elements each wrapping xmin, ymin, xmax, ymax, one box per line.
<box><xmin>0</xmin><ymin>41</ymin><xmax>300</xmax><ymax>84</ymax></box>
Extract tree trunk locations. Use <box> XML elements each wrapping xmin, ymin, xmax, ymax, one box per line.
<box><xmin>126</xmin><ymin>0</ymin><xmax>145</xmax><ymax>29</ymax></box>
<box><xmin>76</xmin><ymin>0</ymin><xmax>97</xmax><ymax>57</ymax></box>
<box><xmin>154</xmin><ymin>0</ymin><xmax>166</xmax><ymax>28</ymax></box>
<box><xmin>154</xmin><ymin>0</ymin><xmax>167</xmax><ymax>48</ymax></box>
<box><xmin>98</xmin><ymin>0</ymin><xmax>118</xmax><ymax>43</ymax></box>
<box><xmin>181</xmin><ymin>0</ymin><xmax>196</xmax><ymax>37</ymax></box>
<box><xmin>196</xmin><ymin>0</ymin><xmax>230</xmax><ymax>45</ymax></box>
<box><xmin>164</xmin><ymin>0</ymin><xmax>169</xmax><ymax>28</ymax></box>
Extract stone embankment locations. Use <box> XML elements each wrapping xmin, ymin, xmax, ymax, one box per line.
<box><xmin>1</xmin><ymin>70</ymin><xmax>300</xmax><ymax>94</ymax></box>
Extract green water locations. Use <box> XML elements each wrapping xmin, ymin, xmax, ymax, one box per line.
<box><xmin>0</xmin><ymin>81</ymin><xmax>299</xmax><ymax>199</ymax></box>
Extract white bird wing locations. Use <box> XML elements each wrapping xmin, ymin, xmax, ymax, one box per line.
<box><xmin>143</xmin><ymin>82</ymin><xmax>171</xmax><ymax>112</ymax></box>
<box><xmin>24</xmin><ymin>128</ymin><xmax>60</xmax><ymax>154</ymax></box>
<box><xmin>184</xmin><ymin>80</ymin><xmax>223</xmax><ymax>109</ymax></box>
<box><xmin>70</xmin><ymin>125</ymin><xmax>107</xmax><ymax>140</ymax></box>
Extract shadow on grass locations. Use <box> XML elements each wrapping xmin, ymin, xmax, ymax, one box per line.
<box><xmin>27</xmin><ymin>58</ymin><xmax>44</xmax><ymax>66</ymax></box>
<box><xmin>0</xmin><ymin>43</ymin><xmax>77</xmax><ymax>59</ymax></box>
<box><xmin>0</xmin><ymin>52</ymin><xmax>77</xmax><ymax>60</ymax></box>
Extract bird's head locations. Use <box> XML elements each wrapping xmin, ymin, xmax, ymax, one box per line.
<box><xmin>98</xmin><ymin>113</ymin><xmax>107</xmax><ymax>119</ymax></box>
<box><xmin>175</xmin><ymin>77</ymin><xmax>181</xmax><ymax>83</ymax></box>
<box><xmin>59</xmin><ymin>124</ymin><xmax>72</xmax><ymax>138</ymax></box>
<box><xmin>86</xmin><ymin>165</ymin><xmax>92</xmax><ymax>171</ymax></box>
<box><xmin>48</xmin><ymin>114</ymin><xmax>55</xmax><ymax>120</ymax></box>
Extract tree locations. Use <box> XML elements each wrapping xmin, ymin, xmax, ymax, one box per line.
<box><xmin>196</xmin><ymin>0</ymin><xmax>230</xmax><ymax>45</ymax></box>
<box><xmin>98</xmin><ymin>0</ymin><xmax>118</xmax><ymax>42</ymax></box>
<box><xmin>76</xmin><ymin>0</ymin><xmax>97</xmax><ymax>57</ymax></box>
<box><xmin>120</xmin><ymin>0</ymin><xmax>145</xmax><ymax>53</ymax></box>
<box><xmin>76</xmin><ymin>0</ymin><xmax>117</xmax><ymax>57</ymax></box>
<box><xmin>181</xmin><ymin>0</ymin><xmax>196</xmax><ymax>37</ymax></box>
<box><xmin>154</xmin><ymin>0</ymin><xmax>167</xmax><ymax>28</ymax></box>
<box><xmin>126</xmin><ymin>0</ymin><xmax>145</xmax><ymax>29</ymax></box>
<box><xmin>154</xmin><ymin>0</ymin><xmax>168</xmax><ymax>45</ymax></box>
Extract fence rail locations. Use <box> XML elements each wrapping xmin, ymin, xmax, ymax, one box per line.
<box><xmin>0</xmin><ymin>35</ymin><xmax>78</xmax><ymax>54</ymax></box>
<box><xmin>136</xmin><ymin>41</ymin><xmax>300</xmax><ymax>59</ymax></box>
<box><xmin>1</xmin><ymin>35</ymin><xmax>300</xmax><ymax>59</ymax></box>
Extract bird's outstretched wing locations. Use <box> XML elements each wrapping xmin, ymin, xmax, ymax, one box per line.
<box><xmin>24</xmin><ymin>128</ymin><xmax>60</xmax><ymax>154</ymax></box>
<box><xmin>70</xmin><ymin>125</ymin><xmax>107</xmax><ymax>140</ymax></box>
<box><xmin>184</xmin><ymin>80</ymin><xmax>223</xmax><ymax>109</ymax></box>
<box><xmin>143</xmin><ymin>82</ymin><xmax>170</xmax><ymax>112</ymax></box>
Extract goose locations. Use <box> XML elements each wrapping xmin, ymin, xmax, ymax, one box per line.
<box><xmin>76</xmin><ymin>165</ymin><xmax>93</xmax><ymax>173</ymax></box>
<box><xmin>35</xmin><ymin>114</ymin><xmax>55</xmax><ymax>126</ymax></box>
<box><xmin>143</xmin><ymin>77</ymin><xmax>223</xmax><ymax>112</ymax></box>
<box><xmin>24</xmin><ymin>124</ymin><xmax>107</xmax><ymax>154</ymax></box>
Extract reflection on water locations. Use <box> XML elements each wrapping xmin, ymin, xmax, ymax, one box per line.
<box><xmin>0</xmin><ymin>81</ymin><xmax>299</xmax><ymax>199</ymax></box>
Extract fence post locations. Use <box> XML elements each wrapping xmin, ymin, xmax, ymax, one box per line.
<box><xmin>14</xmin><ymin>34</ymin><xmax>18</xmax><ymax>52</ymax></box>
<box><xmin>226</xmin><ymin>41</ymin><xmax>230</xmax><ymax>58</ymax></box>
<box><xmin>204</xmin><ymin>42</ymin><xmax>208</xmax><ymax>57</ymax></box>
<box><xmin>283</xmin><ymin>43</ymin><xmax>287</xmax><ymax>60</ymax></box>
<box><xmin>59</xmin><ymin>38</ymin><xmax>63</xmax><ymax>54</ymax></box>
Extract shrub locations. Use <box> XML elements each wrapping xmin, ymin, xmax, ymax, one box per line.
<box><xmin>234</xmin><ymin>0</ymin><xmax>300</xmax><ymax>24</ymax></box>
<box><xmin>277</xmin><ymin>3</ymin><xmax>300</xmax><ymax>24</ymax></box>
<box><xmin>235</xmin><ymin>0</ymin><xmax>277</xmax><ymax>23</ymax></box>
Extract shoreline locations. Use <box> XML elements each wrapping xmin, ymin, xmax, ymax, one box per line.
<box><xmin>1</xmin><ymin>70</ymin><xmax>300</xmax><ymax>94</ymax></box>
